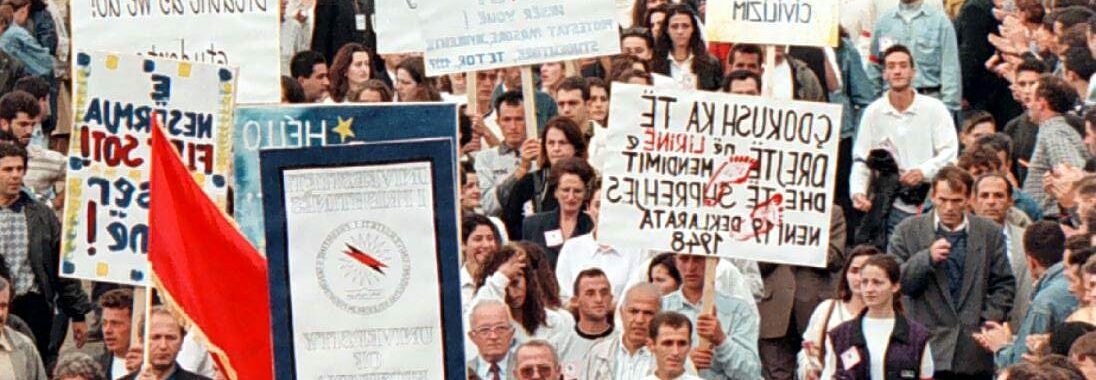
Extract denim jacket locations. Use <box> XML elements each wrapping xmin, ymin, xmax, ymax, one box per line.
<box><xmin>867</xmin><ymin>4</ymin><xmax>961</xmax><ymax>111</ymax></box>
<box><xmin>662</xmin><ymin>290</ymin><xmax>763</xmax><ymax>380</ymax></box>
<box><xmin>994</xmin><ymin>262</ymin><xmax>1078</xmax><ymax>367</ymax></box>
<box><xmin>0</xmin><ymin>26</ymin><xmax>53</xmax><ymax>77</ymax></box>
<box><xmin>831</xmin><ymin>37</ymin><xmax>877</xmax><ymax>139</ymax></box>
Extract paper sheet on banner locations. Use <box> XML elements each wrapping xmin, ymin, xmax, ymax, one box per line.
<box><xmin>71</xmin><ymin>0</ymin><xmax>280</xmax><ymax>102</ymax></box>
<box><xmin>60</xmin><ymin>52</ymin><xmax>237</xmax><ymax>285</ymax></box>
<box><xmin>375</xmin><ymin>0</ymin><xmax>423</xmax><ymax>53</ymax></box>
<box><xmin>418</xmin><ymin>0</ymin><xmax>621</xmax><ymax>76</ymax></box>
<box><xmin>597</xmin><ymin>84</ymin><xmax>842</xmax><ymax>268</ymax></box>
<box><xmin>282</xmin><ymin>163</ymin><xmax>446</xmax><ymax>378</ymax></box>
<box><xmin>705</xmin><ymin>0</ymin><xmax>840</xmax><ymax>47</ymax></box>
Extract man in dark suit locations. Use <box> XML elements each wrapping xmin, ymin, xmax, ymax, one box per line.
<box><xmin>889</xmin><ymin>165</ymin><xmax>1016</xmax><ymax>380</ymax></box>
<box><xmin>120</xmin><ymin>306</ymin><xmax>211</xmax><ymax>380</ymax></box>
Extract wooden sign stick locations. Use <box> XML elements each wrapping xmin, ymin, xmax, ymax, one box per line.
<box><xmin>129</xmin><ymin>286</ymin><xmax>153</xmax><ymax>372</ymax></box>
<box><xmin>697</xmin><ymin>256</ymin><xmax>719</xmax><ymax>350</ymax></box>
<box><xmin>520</xmin><ymin>66</ymin><xmax>539</xmax><ymax>139</ymax></box>
<box><xmin>763</xmin><ymin>45</ymin><xmax>777</xmax><ymax>98</ymax></box>
<box><xmin>466</xmin><ymin>72</ymin><xmax>479</xmax><ymax>117</ymax></box>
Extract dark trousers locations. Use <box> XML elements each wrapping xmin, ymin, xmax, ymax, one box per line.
<box><xmin>760</xmin><ymin>316</ymin><xmax>801</xmax><ymax>380</ymax></box>
<box><xmin>11</xmin><ymin>292</ymin><xmax>53</xmax><ymax>361</ymax></box>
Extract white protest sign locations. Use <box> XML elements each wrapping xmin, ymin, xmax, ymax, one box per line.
<box><xmin>72</xmin><ymin>0</ymin><xmax>280</xmax><ymax>102</ymax></box>
<box><xmin>375</xmin><ymin>0</ymin><xmax>423</xmax><ymax>53</ymax></box>
<box><xmin>705</xmin><ymin>0</ymin><xmax>840</xmax><ymax>47</ymax></box>
<box><xmin>418</xmin><ymin>0</ymin><xmax>621</xmax><ymax>76</ymax></box>
<box><xmin>60</xmin><ymin>51</ymin><xmax>237</xmax><ymax>285</ymax></box>
<box><xmin>597</xmin><ymin>84</ymin><xmax>842</xmax><ymax>268</ymax></box>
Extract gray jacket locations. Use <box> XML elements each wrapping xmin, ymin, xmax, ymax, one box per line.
<box><xmin>1006</xmin><ymin>222</ymin><xmax>1033</xmax><ymax>329</ymax></box>
<box><xmin>888</xmin><ymin>212</ymin><xmax>1016</xmax><ymax>375</ymax></box>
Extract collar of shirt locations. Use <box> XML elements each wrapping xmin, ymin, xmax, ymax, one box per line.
<box><xmin>0</xmin><ymin>328</ymin><xmax>12</xmax><ymax>352</ymax></box>
<box><xmin>477</xmin><ymin>354</ymin><xmax>509</xmax><ymax>379</ymax></box>
<box><xmin>895</xmin><ymin>1</ymin><xmax>927</xmax><ymax>20</ymax></box>
<box><xmin>883</xmin><ymin>91</ymin><xmax>923</xmax><ymax>116</ymax></box>
<box><xmin>497</xmin><ymin>143</ymin><xmax>520</xmax><ymax>156</ymax></box>
<box><xmin>616</xmin><ymin>334</ymin><xmax>650</xmax><ymax>358</ymax></box>
<box><xmin>0</xmin><ymin>191</ymin><xmax>30</xmax><ymax>213</ymax></box>
<box><xmin>933</xmin><ymin>212</ymin><xmax>969</xmax><ymax>232</ymax></box>
<box><xmin>668</xmin><ymin>52</ymin><xmax>695</xmax><ymax>69</ymax></box>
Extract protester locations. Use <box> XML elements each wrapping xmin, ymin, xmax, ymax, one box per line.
<box><xmin>0</xmin><ymin>275</ymin><xmax>47</xmax><ymax>379</ymax></box>
<box><xmin>586</xmin><ymin>78</ymin><xmax>609</xmax><ymax>128</ymax></box>
<box><xmin>0</xmin><ymin>140</ymin><xmax>90</xmax><ymax>365</ymax></box>
<box><xmin>52</xmin><ymin>352</ymin><xmax>106</xmax><ymax>380</ymax></box>
<box><xmin>120</xmin><ymin>307</ymin><xmax>210</xmax><ymax>380</ymax></box>
<box><xmin>289</xmin><ymin>50</ymin><xmax>329</xmax><ymax>103</ymax></box>
<box><xmin>1069</xmin><ymin>331</ymin><xmax>1096</xmax><ymax>379</ymax></box>
<box><xmin>474</xmin><ymin>91</ymin><xmax>531</xmax><ymax>216</ymax></box>
<box><xmin>557</xmin><ymin>269</ymin><xmax>614</xmax><ymax>378</ymax></box>
<box><xmin>1021</xmin><ymin>75</ymin><xmax>1089</xmax><ymax>214</ymax></box>
<box><xmin>850</xmin><ymin>45</ymin><xmax>959</xmax><ymax>245</ymax></box>
<box><xmin>462</xmin><ymin>215</ymin><xmax>504</xmax><ymax>308</ymax></box>
<box><xmin>581</xmin><ymin>283</ymin><xmax>661</xmax><ymax>379</ymax></box>
<box><xmin>326</xmin><ymin>43</ymin><xmax>374</xmax><ymax>103</ymax></box>
<box><xmin>394</xmin><ymin>57</ymin><xmax>440</xmax><ymax>102</ymax></box>
<box><xmin>822</xmin><ymin>255</ymin><xmax>934</xmax><ymax>380</ymax></box>
<box><xmin>646</xmin><ymin>311</ymin><xmax>701</xmax><ymax>380</ymax></box>
<box><xmin>960</xmin><ymin>111</ymin><xmax>998</xmax><ymax>151</ymax></box>
<box><xmin>723</xmin><ymin>69</ymin><xmax>761</xmax><ymax>95</ymax></box>
<box><xmin>620</xmin><ymin>27</ymin><xmax>655</xmax><ymax>62</ymax></box>
<box><xmin>539</xmin><ymin>62</ymin><xmax>565</xmax><ymax>95</ymax></box>
<box><xmin>975</xmin><ymin>221</ymin><xmax>1078</xmax><ymax>367</ymax></box>
<box><xmin>647</xmin><ymin>253</ymin><xmax>682</xmax><ymax>295</ymax></box>
<box><xmin>650</xmin><ymin>4</ymin><xmax>722</xmax><ymax>91</ymax></box>
<box><xmin>797</xmin><ymin>245</ymin><xmax>881</xmax><ymax>380</ymax></box>
<box><xmin>0</xmin><ymin>0</ymin><xmax>53</xmax><ymax>79</ymax></box>
<box><xmin>661</xmin><ymin>254</ymin><xmax>762</xmax><ymax>379</ymax></box>
<box><xmin>498</xmin><ymin>117</ymin><xmax>587</xmax><ymax>239</ymax></box>
<box><xmin>466</xmin><ymin>300</ymin><xmax>517</xmax><ymax>380</ymax></box>
<box><xmin>866</xmin><ymin>0</ymin><xmax>961</xmax><ymax>112</ymax></box>
<box><xmin>555</xmin><ymin>181</ymin><xmax>643</xmax><ymax>304</ymax></box>
<box><xmin>969</xmin><ymin>172</ymin><xmax>1036</xmax><ymax>327</ymax></box>
<box><xmin>888</xmin><ymin>165</ymin><xmax>1016</xmax><ymax>379</ymax></box>
<box><xmin>97</xmin><ymin>289</ymin><xmax>132</xmax><ymax>380</ymax></box>
<box><xmin>520</xmin><ymin>157</ymin><xmax>596</xmax><ymax>267</ymax></box>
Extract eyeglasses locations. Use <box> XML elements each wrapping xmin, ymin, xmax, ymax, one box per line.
<box><xmin>517</xmin><ymin>364</ymin><xmax>555</xmax><ymax>378</ymax></box>
<box><xmin>471</xmin><ymin>324</ymin><xmax>513</xmax><ymax>337</ymax></box>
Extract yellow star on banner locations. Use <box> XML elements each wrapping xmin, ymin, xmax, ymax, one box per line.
<box><xmin>333</xmin><ymin>117</ymin><xmax>355</xmax><ymax>143</ymax></box>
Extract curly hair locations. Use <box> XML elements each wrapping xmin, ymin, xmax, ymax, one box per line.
<box><xmin>51</xmin><ymin>352</ymin><xmax>106</xmax><ymax>380</ymax></box>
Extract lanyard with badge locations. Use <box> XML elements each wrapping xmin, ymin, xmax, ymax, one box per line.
<box><xmin>351</xmin><ymin>0</ymin><xmax>367</xmax><ymax>31</ymax></box>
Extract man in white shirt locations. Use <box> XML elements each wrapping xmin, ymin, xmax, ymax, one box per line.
<box><xmin>581</xmin><ymin>283</ymin><xmax>661</xmax><ymax>380</ymax></box>
<box><xmin>645</xmin><ymin>312</ymin><xmax>702</xmax><ymax>380</ymax></box>
<box><xmin>557</xmin><ymin>184</ymin><xmax>643</xmax><ymax>303</ymax></box>
<box><xmin>850</xmin><ymin>44</ymin><xmax>958</xmax><ymax>240</ymax></box>
<box><xmin>467</xmin><ymin>300</ymin><xmax>518</xmax><ymax>380</ymax></box>
<box><xmin>559</xmin><ymin>269</ymin><xmax>615</xmax><ymax>379</ymax></box>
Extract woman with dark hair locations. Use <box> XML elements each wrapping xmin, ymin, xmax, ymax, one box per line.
<box><xmin>647</xmin><ymin>252</ymin><xmax>682</xmax><ymax>295</ymax></box>
<box><xmin>471</xmin><ymin>242</ymin><xmax>574</xmax><ymax>347</ymax></box>
<box><xmin>587</xmin><ymin>78</ymin><xmax>610</xmax><ymax>127</ymax></box>
<box><xmin>394</xmin><ymin>57</ymin><xmax>441</xmax><ymax>102</ymax></box>
<box><xmin>327</xmin><ymin>43</ymin><xmax>374</xmax><ymax>102</ymax></box>
<box><xmin>498</xmin><ymin>117</ymin><xmax>588</xmax><ymax>239</ymax></box>
<box><xmin>650</xmin><ymin>4</ymin><xmax>722</xmax><ymax>91</ymax></box>
<box><xmin>823</xmin><ymin>255</ymin><xmax>934</xmax><ymax>380</ymax></box>
<box><xmin>461</xmin><ymin>214</ymin><xmax>502</xmax><ymax>307</ymax></box>
<box><xmin>521</xmin><ymin>157</ymin><xmax>596</xmax><ymax>267</ymax></box>
<box><xmin>797</xmin><ymin>245</ymin><xmax>880</xmax><ymax>380</ymax></box>
<box><xmin>630</xmin><ymin>0</ymin><xmax>668</xmax><ymax>32</ymax></box>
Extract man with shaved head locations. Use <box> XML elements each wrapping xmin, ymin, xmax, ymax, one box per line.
<box><xmin>580</xmin><ymin>283</ymin><xmax>662</xmax><ymax>379</ymax></box>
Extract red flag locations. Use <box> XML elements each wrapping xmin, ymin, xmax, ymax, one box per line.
<box><xmin>148</xmin><ymin>118</ymin><xmax>273</xmax><ymax>379</ymax></box>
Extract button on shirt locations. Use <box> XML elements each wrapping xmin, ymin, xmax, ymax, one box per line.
<box><xmin>867</xmin><ymin>2</ymin><xmax>961</xmax><ymax>110</ymax></box>
<box><xmin>849</xmin><ymin>92</ymin><xmax>957</xmax><ymax>213</ymax></box>
<box><xmin>0</xmin><ymin>197</ymin><xmax>35</xmax><ymax>296</ymax></box>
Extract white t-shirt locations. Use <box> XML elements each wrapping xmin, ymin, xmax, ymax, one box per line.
<box><xmin>822</xmin><ymin>316</ymin><xmax>934</xmax><ymax>380</ymax></box>
<box><xmin>111</xmin><ymin>356</ymin><xmax>128</xmax><ymax>380</ymax></box>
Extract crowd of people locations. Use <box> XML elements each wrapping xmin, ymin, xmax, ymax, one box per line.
<box><xmin>7</xmin><ymin>0</ymin><xmax>1096</xmax><ymax>378</ymax></box>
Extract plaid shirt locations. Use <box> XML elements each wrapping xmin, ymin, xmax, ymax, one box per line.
<box><xmin>0</xmin><ymin>196</ymin><xmax>37</xmax><ymax>296</ymax></box>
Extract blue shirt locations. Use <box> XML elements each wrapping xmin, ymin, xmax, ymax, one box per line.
<box><xmin>994</xmin><ymin>262</ymin><xmax>1078</xmax><ymax>367</ymax></box>
<box><xmin>0</xmin><ymin>26</ymin><xmax>52</xmax><ymax>77</ymax></box>
<box><xmin>661</xmin><ymin>290</ymin><xmax>762</xmax><ymax>380</ymax></box>
<box><xmin>868</xmin><ymin>2</ymin><xmax>961</xmax><ymax>110</ymax></box>
<box><xmin>1012</xmin><ymin>188</ymin><xmax>1043</xmax><ymax>222</ymax></box>
<box><xmin>831</xmin><ymin>37</ymin><xmax>878</xmax><ymax>139</ymax></box>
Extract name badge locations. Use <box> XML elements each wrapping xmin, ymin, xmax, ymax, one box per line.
<box><xmin>901</xmin><ymin>370</ymin><xmax>917</xmax><ymax>379</ymax></box>
<box><xmin>840</xmin><ymin>347</ymin><xmax>861</xmax><ymax>370</ymax></box>
<box><xmin>544</xmin><ymin>229</ymin><xmax>564</xmax><ymax>247</ymax></box>
<box><xmin>355</xmin><ymin>14</ymin><xmax>367</xmax><ymax>31</ymax></box>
